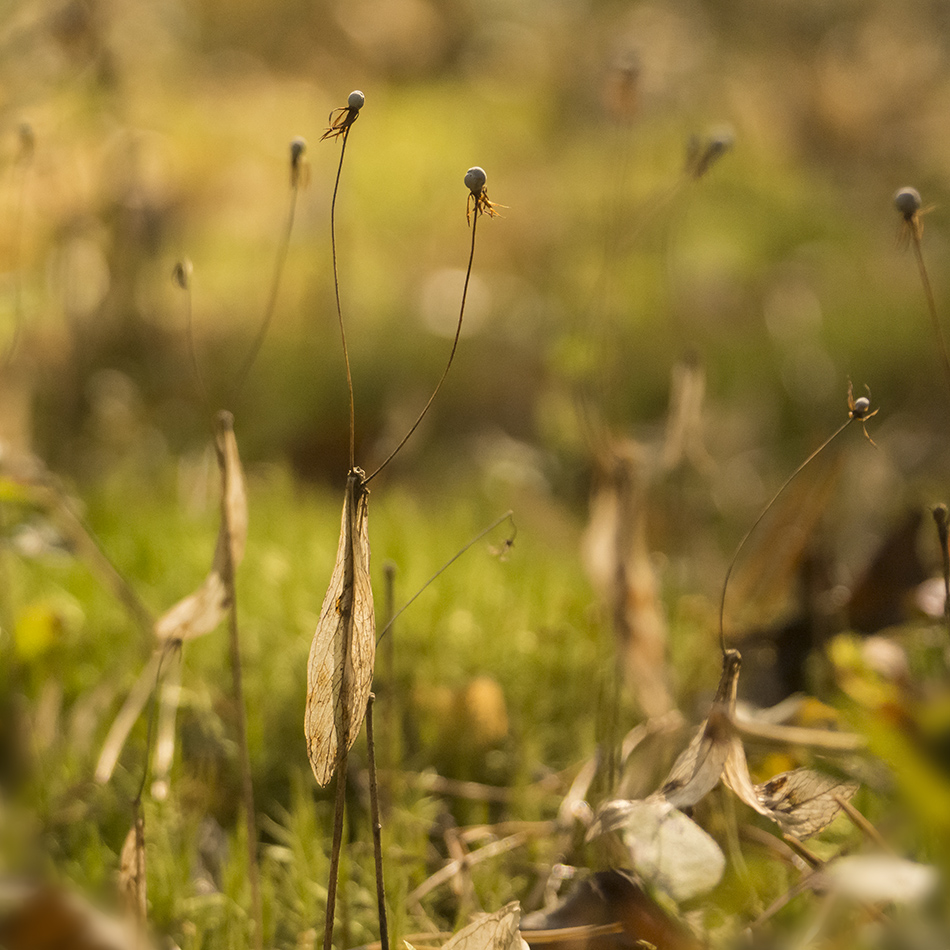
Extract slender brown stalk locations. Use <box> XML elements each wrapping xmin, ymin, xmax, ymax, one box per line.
<box><xmin>323</xmin><ymin>751</ymin><xmax>349</xmax><ymax>950</ymax></box>
<box><xmin>330</xmin><ymin>127</ymin><xmax>357</xmax><ymax>469</ymax></box>
<box><xmin>377</xmin><ymin>510</ymin><xmax>514</xmax><ymax>643</ymax></box>
<box><xmin>216</xmin><ymin>423</ymin><xmax>263</xmax><ymax>950</ymax></box>
<box><xmin>366</xmin><ymin>694</ymin><xmax>390</xmax><ymax>950</ymax></box>
<box><xmin>718</xmin><ymin>418</ymin><xmax>853</xmax><ymax>655</ymax></box>
<box><xmin>910</xmin><ymin>230</ymin><xmax>950</xmax><ymax>402</ymax></box>
<box><xmin>230</xmin><ymin>165</ymin><xmax>302</xmax><ymax>402</ymax></box>
<box><xmin>365</xmin><ymin>212</ymin><xmax>480</xmax><ymax>484</ymax></box>
<box><xmin>933</xmin><ymin>505</ymin><xmax>950</xmax><ymax>642</ymax></box>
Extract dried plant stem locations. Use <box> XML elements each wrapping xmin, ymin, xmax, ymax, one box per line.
<box><xmin>834</xmin><ymin>794</ymin><xmax>892</xmax><ymax>853</ymax></box>
<box><xmin>4</xmin><ymin>131</ymin><xmax>33</xmax><ymax>368</ymax></box>
<box><xmin>377</xmin><ymin>510</ymin><xmax>514</xmax><ymax>643</ymax></box>
<box><xmin>231</xmin><ymin>180</ymin><xmax>301</xmax><ymax>402</ymax></box>
<box><xmin>365</xmin><ymin>694</ymin><xmax>390</xmax><ymax>950</ymax></box>
<box><xmin>217</xmin><ymin>434</ymin><xmax>262</xmax><ymax>950</ymax></box>
<box><xmin>331</xmin><ymin>127</ymin><xmax>357</xmax><ymax>469</ymax></box>
<box><xmin>910</xmin><ymin>231</ymin><xmax>950</xmax><ymax>401</ymax></box>
<box><xmin>181</xmin><ymin>275</ymin><xmax>211</xmax><ymax>410</ymax></box>
<box><xmin>323</xmin><ymin>751</ymin><xmax>349</xmax><ymax>950</ymax></box>
<box><xmin>719</xmin><ymin>418</ymin><xmax>853</xmax><ymax>654</ymax></box>
<box><xmin>365</xmin><ymin>212</ymin><xmax>480</xmax><ymax>484</ymax></box>
<box><xmin>933</xmin><ymin>505</ymin><xmax>950</xmax><ymax>642</ymax></box>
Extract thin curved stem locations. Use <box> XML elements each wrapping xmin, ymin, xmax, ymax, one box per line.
<box><xmin>718</xmin><ymin>418</ymin><xmax>853</xmax><ymax>656</ymax></box>
<box><xmin>365</xmin><ymin>212</ymin><xmax>479</xmax><ymax>483</ymax></box>
<box><xmin>331</xmin><ymin>127</ymin><xmax>357</xmax><ymax>469</ymax></box>
<box><xmin>230</xmin><ymin>180</ymin><xmax>300</xmax><ymax>403</ymax></box>
<box><xmin>910</xmin><ymin>231</ymin><xmax>950</xmax><ymax>403</ymax></box>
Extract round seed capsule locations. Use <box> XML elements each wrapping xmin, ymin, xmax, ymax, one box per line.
<box><xmin>853</xmin><ymin>396</ymin><xmax>870</xmax><ymax>417</ymax></box>
<box><xmin>465</xmin><ymin>166</ymin><xmax>487</xmax><ymax>194</ymax></box>
<box><xmin>291</xmin><ymin>136</ymin><xmax>307</xmax><ymax>159</ymax></box>
<box><xmin>894</xmin><ymin>187</ymin><xmax>921</xmax><ymax>217</ymax></box>
<box><xmin>348</xmin><ymin>90</ymin><xmax>365</xmax><ymax>111</ymax></box>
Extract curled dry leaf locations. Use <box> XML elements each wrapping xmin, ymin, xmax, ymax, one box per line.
<box><xmin>659</xmin><ymin>649</ymin><xmax>741</xmax><ymax>809</ymax></box>
<box><xmin>305</xmin><ymin>468</ymin><xmax>375</xmax><ymax>786</ymax></box>
<box><xmin>441</xmin><ymin>902</ymin><xmax>525</xmax><ymax>950</ymax></box>
<box><xmin>96</xmin><ymin>413</ymin><xmax>247</xmax><ymax>786</ymax></box>
<box><xmin>154</xmin><ymin>412</ymin><xmax>248</xmax><ymax>643</ymax></box>
<box><xmin>753</xmin><ymin>768</ymin><xmax>858</xmax><ymax>838</ymax></box>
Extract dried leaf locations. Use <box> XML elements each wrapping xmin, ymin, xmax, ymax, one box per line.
<box><xmin>443</xmin><ymin>902</ymin><xmax>524</xmax><ymax>950</ymax></box>
<box><xmin>305</xmin><ymin>468</ymin><xmax>375</xmax><ymax>786</ymax></box>
<box><xmin>754</xmin><ymin>768</ymin><xmax>858</xmax><ymax>838</ymax></box>
<box><xmin>611</xmin><ymin>799</ymin><xmax>725</xmax><ymax>901</ymax></box>
<box><xmin>582</xmin><ymin>441</ymin><xmax>672</xmax><ymax>717</ymax></box>
<box><xmin>659</xmin><ymin>649</ymin><xmax>741</xmax><ymax>808</ymax></box>
<box><xmin>154</xmin><ymin>412</ymin><xmax>247</xmax><ymax>643</ymax></box>
<box><xmin>823</xmin><ymin>855</ymin><xmax>938</xmax><ymax>904</ymax></box>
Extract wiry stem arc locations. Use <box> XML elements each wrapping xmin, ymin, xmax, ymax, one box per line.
<box><xmin>718</xmin><ymin>418</ymin><xmax>853</xmax><ymax>655</ymax></box>
<box><xmin>331</xmin><ymin>127</ymin><xmax>357</xmax><ymax>469</ymax></box>
<box><xmin>910</xmin><ymin>231</ymin><xmax>950</xmax><ymax>402</ymax></box>
<box><xmin>365</xmin><ymin>212</ymin><xmax>480</xmax><ymax>483</ymax></box>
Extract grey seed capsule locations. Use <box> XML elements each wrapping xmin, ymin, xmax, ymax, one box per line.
<box><xmin>348</xmin><ymin>90</ymin><xmax>365</xmax><ymax>111</ymax></box>
<box><xmin>894</xmin><ymin>187</ymin><xmax>922</xmax><ymax>217</ymax></box>
<box><xmin>465</xmin><ymin>166</ymin><xmax>487</xmax><ymax>194</ymax></box>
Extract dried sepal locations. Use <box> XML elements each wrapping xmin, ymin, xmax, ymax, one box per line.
<box><xmin>119</xmin><ymin>812</ymin><xmax>147</xmax><ymax>930</ymax></box>
<box><xmin>305</xmin><ymin>468</ymin><xmax>376</xmax><ymax>786</ymax></box>
<box><xmin>465</xmin><ymin>166</ymin><xmax>504</xmax><ymax>225</ymax></box>
<box><xmin>659</xmin><ymin>649</ymin><xmax>741</xmax><ymax>808</ymax></box>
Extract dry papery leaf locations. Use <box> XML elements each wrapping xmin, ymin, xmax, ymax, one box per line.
<box><xmin>588</xmin><ymin>799</ymin><xmax>725</xmax><ymax>901</ymax></box>
<box><xmin>658</xmin><ymin>649</ymin><xmax>741</xmax><ymax>809</ymax></box>
<box><xmin>420</xmin><ymin>902</ymin><xmax>525</xmax><ymax>950</ymax></box>
<box><xmin>95</xmin><ymin>412</ymin><xmax>247</xmax><ymax>786</ymax></box>
<box><xmin>822</xmin><ymin>855</ymin><xmax>939</xmax><ymax>904</ymax></box>
<box><xmin>582</xmin><ymin>440</ymin><xmax>673</xmax><ymax>718</ymax></box>
<box><xmin>305</xmin><ymin>467</ymin><xmax>376</xmax><ymax>786</ymax></box>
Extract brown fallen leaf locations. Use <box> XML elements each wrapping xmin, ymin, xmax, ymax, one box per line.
<box><xmin>754</xmin><ymin>768</ymin><xmax>858</xmax><ymax>838</ymax></box>
<box><xmin>305</xmin><ymin>467</ymin><xmax>375</xmax><ymax>786</ymax></box>
<box><xmin>520</xmin><ymin>870</ymin><xmax>700</xmax><ymax>950</ymax></box>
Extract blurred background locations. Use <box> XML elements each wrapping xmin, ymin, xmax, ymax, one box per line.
<box><xmin>4</xmin><ymin>0</ymin><xmax>950</xmax><ymax>494</ymax></box>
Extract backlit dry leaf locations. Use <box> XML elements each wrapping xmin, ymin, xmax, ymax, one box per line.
<box><xmin>659</xmin><ymin>649</ymin><xmax>741</xmax><ymax>808</ymax></box>
<box><xmin>305</xmin><ymin>468</ymin><xmax>375</xmax><ymax>786</ymax></box>
<box><xmin>442</xmin><ymin>902</ymin><xmax>524</xmax><ymax>950</ymax></box>
<box><xmin>589</xmin><ymin>799</ymin><xmax>724</xmax><ymax>901</ymax></box>
<box><xmin>154</xmin><ymin>412</ymin><xmax>247</xmax><ymax>643</ymax></box>
<box><xmin>823</xmin><ymin>855</ymin><xmax>938</xmax><ymax>904</ymax></box>
<box><xmin>96</xmin><ymin>414</ymin><xmax>246</xmax><ymax>786</ymax></box>
<box><xmin>582</xmin><ymin>441</ymin><xmax>672</xmax><ymax>717</ymax></box>
<box><xmin>755</xmin><ymin>768</ymin><xmax>858</xmax><ymax>838</ymax></box>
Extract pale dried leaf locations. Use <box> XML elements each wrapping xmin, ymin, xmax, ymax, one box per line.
<box><xmin>582</xmin><ymin>441</ymin><xmax>672</xmax><ymax>717</ymax></box>
<box><xmin>154</xmin><ymin>413</ymin><xmax>247</xmax><ymax>643</ymax></box>
<box><xmin>442</xmin><ymin>902</ymin><xmax>523</xmax><ymax>950</ymax></box>
<box><xmin>721</xmin><ymin>737</ymin><xmax>773</xmax><ymax>819</ymax></box>
<box><xmin>95</xmin><ymin>651</ymin><xmax>162</xmax><ymax>783</ymax></box>
<box><xmin>823</xmin><ymin>855</ymin><xmax>938</xmax><ymax>904</ymax></box>
<box><xmin>151</xmin><ymin>655</ymin><xmax>183</xmax><ymax>800</ymax></box>
<box><xmin>659</xmin><ymin>650</ymin><xmax>741</xmax><ymax>808</ymax></box>
<box><xmin>618</xmin><ymin>799</ymin><xmax>725</xmax><ymax>901</ymax></box>
<box><xmin>755</xmin><ymin>768</ymin><xmax>858</xmax><ymax>839</ymax></box>
<box><xmin>305</xmin><ymin>468</ymin><xmax>375</xmax><ymax>786</ymax></box>
<box><xmin>119</xmin><ymin>813</ymin><xmax>147</xmax><ymax>930</ymax></box>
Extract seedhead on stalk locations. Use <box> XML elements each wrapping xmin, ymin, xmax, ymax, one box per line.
<box><xmin>321</xmin><ymin>89</ymin><xmax>365</xmax><ymax>141</ymax></box>
<box><xmin>465</xmin><ymin>165</ymin><xmax>504</xmax><ymax>225</ymax></box>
